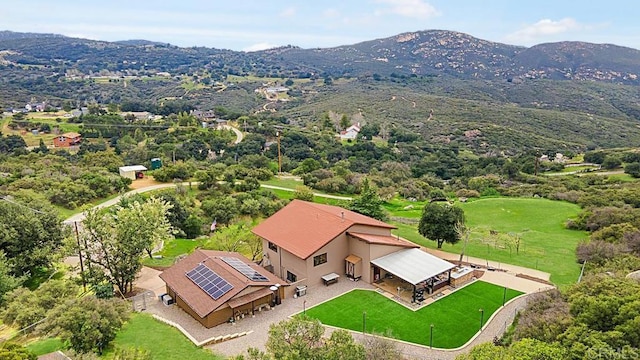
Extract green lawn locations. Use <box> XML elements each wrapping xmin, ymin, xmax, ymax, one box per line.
<box><xmin>392</xmin><ymin>197</ymin><xmax>586</xmax><ymax>286</ymax></box>
<box><xmin>261</xmin><ymin>177</ymin><xmax>305</xmax><ymax>189</ymax></box>
<box><xmin>605</xmin><ymin>173</ymin><xmax>638</xmax><ymax>182</ymax></box>
<box><xmin>383</xmin><ymin>197</ymin><xmax>429</xmax><ymax>219</ymax></box>
<box><xmin>142</xmin><ymin>238</ymin><xmax>206</xmax><ymax>268</ymax></box>
<box><xmin>561</xmin><ymin>165</ymin><xmax>598</xmax><ymax>173</ymax></box>
<box><xmin>305</xmin><ymin>281</ymin><xmax>522</xmax><ymax>349</ymax></box>
<box><xmin>107</xmin><ymin>313</ymin><xmax>223</xmax><ymax>359</ymax></box>
<box><xmin>26</xmin><ymin>338</ymin><xmax>65</xmax><ymax>356</ymax></box>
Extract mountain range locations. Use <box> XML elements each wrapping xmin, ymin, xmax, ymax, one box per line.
<box><xmin>2</xmin><ymin>29</ymin><xmax>640</xmax><ymax>153</ymax></box>
<box><xmin>1</xmin><ymin>29</ymin><xmax>640</xmax><ymax>84</ymax></box>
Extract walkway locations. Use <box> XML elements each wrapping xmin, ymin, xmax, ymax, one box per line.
<box><xmin>425</xmin><ymin>248</ymin><xmax>551</xmax><ymax>282</ymax></box>
<box><xmin>144</xmin><ymin>279</ymin><xmax>374</xmax><ymax>357</ymax></box>
<box><xmin>137</xmin><ymin>265</ymin><xmax>548</xmax><ymax>358</ymax></box>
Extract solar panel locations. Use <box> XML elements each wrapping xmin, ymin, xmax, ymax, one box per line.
<box><xmin>221</xmin><ymin>256</ymin><xmax>269</xmax><ymax>282</ymax></box>
<box><xmin>186</xmin><ymin>263</ymin><xmax>233</xmax><ymax>300</ymax></box>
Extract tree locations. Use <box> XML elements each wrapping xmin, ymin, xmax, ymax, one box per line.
<box><xmin>349</xmin><ymin>179</ymin><xmax>386</xmax><ymax>221</ymax></box>
<box><xmin>34</xmin><ymin>138</ymin><xmax>49</xmax><ymax>154</ymax></box>
<box><xmin>625</xmin><ymin>162</ymin><xmax>640</xmax><ymax>178</ymax></box>
<box><xmin>456</xmin><ymin>339</ymin><xmax>566</xmax><ymax>360</ymax></box>
<box><xmin>0</xmin><ymin>198</ymin><xmax>64</xmax><ymax>276</ymax></box>
<box><xmin>40</xmin><ymin>296</ymin><xmax>130</xmax><ymax>354</ymax></box>
<box><xmin>80</xmin><ymin>198</ymin><xmax>173</xmax><ymax>294</ymax></box>
<box><xmin>201</xmin><ymin>196</ymin><xmax>239</xmax><ymax>226</ymax></box>
<box><xmin>602</xmin><ymin>155</ymin><xmax>622</xmax><ymax>170</ymax></box>
<box><xmin>2</xmin><ymin>280</ymin><xmax>78</xmax><ymax>332</ymax></box>
<box><xmin>418</xmin><ymin>203</ymin><xmax>465</xmax><ymax>248</ymax></box>
<box><xmin>0</xmin><ymin>251</ymin><xmax>23</xmax><ymax>304</ymax></box>
<box><xmin>264</xmin><ymin>317</ymin><xmax>365</xmax><ymax>360</ymax></box>
<box><xmin>183</xmin><ymin>214</ymin><xmax>203</xmax><ymax>239</ymax></box>
<box><xmin>0</xmin><ymin>343</ymin><xmax>37</xmax><ymax>360</ymax></box>
<box><xmin>339</xmin><ymin>114</ymin><xmax>350</xmax><ymax>130</ymax></box>
<box><xmin>293</xmin><ymin>185</ymin><xmax>314</xmax><ymax>202</ymax></box>
<box><xmin>266</xmin><ymin>317</ymin><xmax>324</xmax><ymax>359</ymax></box>
<box><xmin>362</xmin><ymin>334</ymin><xmax>402</xmax><ymax>360</ymax></box>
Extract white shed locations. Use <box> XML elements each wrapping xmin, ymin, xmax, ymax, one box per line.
<box><xmin>119</xmin><ymin>165</ymin><xmax>148</xmax><ymax>180</ymax></box>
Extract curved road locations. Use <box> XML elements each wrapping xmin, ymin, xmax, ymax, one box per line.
<box><xmin>221</xmin><ymin>125</ymin><xmax>243</xmax><ymax>144</ymax></box>
<box><xmin>64</xmin><ymin>182</ymin><xmax>351</xmax><ymax>224</ymax></box>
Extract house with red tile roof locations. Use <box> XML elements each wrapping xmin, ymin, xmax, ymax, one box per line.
<box><xmin>53</xmin><ymin>132</ymin><xmax>81</xmax><ymax>147</ymax></box>
<box><xmin>159</xmin><ymin>250</ymin><xmax>285</xmax><ymax>328</ymax></box>
<box><xmin>252</xmin><ymin>200</ymin><xmax>420</xmax><ymax>292</ymax></box>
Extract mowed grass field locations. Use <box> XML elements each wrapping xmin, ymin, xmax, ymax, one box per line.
<box><xmin>107</xmin><ymin>313</ymin><xmax>223</xmax><ymax>359</ymax></box>
<box><xmin>304</xmin><ymin>281</ymin><xmax>522</xmax><ymax>348</ymax></box>
<box><xmin>393</xmin><ymin>197</ymin><xmax>586</xmax><ymax>286</ymax></box>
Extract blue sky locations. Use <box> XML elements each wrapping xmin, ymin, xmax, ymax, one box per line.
<box><xmin>3</xmin><ymin>1</ymin><xmax>639</xmax><ymax>51</ymax></box>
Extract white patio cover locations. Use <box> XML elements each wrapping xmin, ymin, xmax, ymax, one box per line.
<box><xmin>119</xmin><ymin>165</ymin><xmax>148</xmax><ymax>172</ymax></box>
<box><xmin>371</xmin><ymin>248</ymin><xmax>456</xmax><ymax>285</ymax></box>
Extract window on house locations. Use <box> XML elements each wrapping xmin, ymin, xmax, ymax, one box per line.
<box><xmin>313</xmin><ymin>253</ymin><xmax>327</xmax><ymax>267</ymax></box>
<box><xmin>268</xmin><ymin>242</ymin><xmax>278</xmax><ymax>252</ymax></box>
<box><xmin>286</xmin><ymin>271</ymin><xmax>297</xmax><ymax>283</ymax></box>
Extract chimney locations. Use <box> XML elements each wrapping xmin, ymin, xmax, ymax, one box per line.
<box><xmin>341</xmin><ymin>211</ymin><xmax>345</xmax><ymax>221</ymax></box>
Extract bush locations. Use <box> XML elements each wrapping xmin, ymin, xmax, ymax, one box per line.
<box><xmin>576</xmin><ymin>240</ymin><xmax>623</xmax><ymax>265</ymax></box>
<box><xmin>455</xmin><ymin>189</ymin><xmax>480</xmax><ymax>199</ymax></box>
<box><xmin>183</xmin><ymin>214</ymin><xmax>203</xmax><ymax>239</ymax></box>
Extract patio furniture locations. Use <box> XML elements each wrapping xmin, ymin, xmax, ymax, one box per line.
<box><xmin>322</xmin><ymin>272</ymin><xmax>340</xmax><ymax>286</ymax></box>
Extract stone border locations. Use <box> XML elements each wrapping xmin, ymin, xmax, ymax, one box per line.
<box><xmin>152</xmin><ymin>314</ymin><xmax>252</xmax><ymax>347</ymax></box>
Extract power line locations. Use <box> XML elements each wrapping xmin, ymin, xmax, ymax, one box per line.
<box><xmin>0</xmin><ymin>196</ymin><xmax>47</xmax><ymax>214</ymax></box>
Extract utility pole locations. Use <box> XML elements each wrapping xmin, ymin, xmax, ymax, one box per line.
<box><xmin>74</xmin><ymin>222</ymin><xmax>86</xmax><ymax>291</ymax></box>
<box><xmin>276</xmin><ymin>131</ymin><xmax>282</xmax><ymax>174</ymax></box>
<box><xmin>534</xmin><ymin>150</ymin><xmax>540</xmax><ymax>176</ymax></box>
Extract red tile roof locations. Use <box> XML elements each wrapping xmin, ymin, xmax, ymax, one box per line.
<box><xmin>251</xmin><ymin>200</ymin><xmax>396</xmax><ymax>259</ymax></box>
<box><xmin>347</xmin><ymin>232</ymin><xmax>419</xmax><ymax>249</ymax></box>
<box><xmin>159</xmin><ymin>250</ymin><xmax>282</xmax><ymax>318</ymax></box>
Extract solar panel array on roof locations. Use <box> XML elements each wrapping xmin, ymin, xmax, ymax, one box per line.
<box><xmin>220</xmin><ymin>256</ymin><xmax>269</xmax><ymax>282</ymax></box>
<box><xmin>186</xmin><ymin>263</ymin><xmax>233</xmax><ymax>300</ymax></box>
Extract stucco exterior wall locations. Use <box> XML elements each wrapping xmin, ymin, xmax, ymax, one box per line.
<box><xmin>306</xmin><ymin>232</ymin><xmax>349</xmax><ymax>285</ymax></box>
<box><xmin>348</xmin><ymin>224</ymin><xmax>392</xmax><ymax>236</ymax></box>
<box><xmin>262</xmin><ymin>239</ymin><xmax>307</xmax><ymax>283</ymax></box>
<box><xmin>347</xmin><ymin>235</ymin><xmax>372</xmax><ymax>282</ymax></box>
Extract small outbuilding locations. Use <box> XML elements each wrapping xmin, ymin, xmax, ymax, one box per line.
<box><xmin>118</xmin><ymin>165</ymin><xmax>147</xmax><ymax>180</ymax></box>
<box><xmin>159</xmin><ymin>250</ymin><xmax>286</xmax><ymax>328</ymax></box>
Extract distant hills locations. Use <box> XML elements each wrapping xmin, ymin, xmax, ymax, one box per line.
<box><xmin>2</xmin><ymin>29</ymin><xmax>640</xmax><ymax>153</ymax></box>
<box><xmin>1</xmin><ymin>29</ymin><xmax>640</xmax><ymax>84</ymax></box>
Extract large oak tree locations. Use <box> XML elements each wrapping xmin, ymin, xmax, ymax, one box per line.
<box><xmin>418</xmin><ymin>202</ymin><xmax>465</xmax><ymax>248</ymax></box>
<box><xmin>79</xmin><ymin>197</ymin><xmax>173</xmax><ymax>295</ymax></box>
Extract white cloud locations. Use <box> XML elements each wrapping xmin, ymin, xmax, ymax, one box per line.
<box><xmin>374</xmin><ymin>0</ymin><xmax>440</xmax><ymax>19</ymax></box>
<box><xmin>505</xmin><ymin>18</ymin><xmax>588</xmax><ymax>44</ymax></box>
<box><xmin>242</xmin><ymin>42</ymin><xmax>278</xmax><ymax>52</ymax></box>
<box><xmin>279</xmin><ymin>7</ymin><xmax>296</xmax><ymax>18</ymax></box>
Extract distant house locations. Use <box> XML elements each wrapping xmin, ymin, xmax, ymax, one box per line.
<box><xmin>339</xmin><ymin>124</ymin><xmax>361</xmax><ymax>141</ymax></box>
<box><xmin>159</xmin><ymin>250</ymin><xmax>286</xmax><ymax>328</ymax></box>
<box><xmin>252</xmin><ymin>200</ymin><xmax>459</xmax><ymax>303</ymax></box>
<box><xmin>25</xmin><ymin>102</ymin><xmax>46</xmax><ymax>112</ymax></box>
<box><xmin>265</xmin><ymin>86</ymin><xmax>289</xmax><ymax>94</ymax></box>
<box><xmin>118</xmin><ymin>165</ymin><xmax>147</xmax><ymax>180</ymax></box>
<box><xmin>121</xmin><ymin>111</ymin><xmax>155</xmax><ymax>121</ymax></box>
<box><xmin>53</xmin><ymin>132</ymin><xmax>82</xmax><ymax>147</ymax></box>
